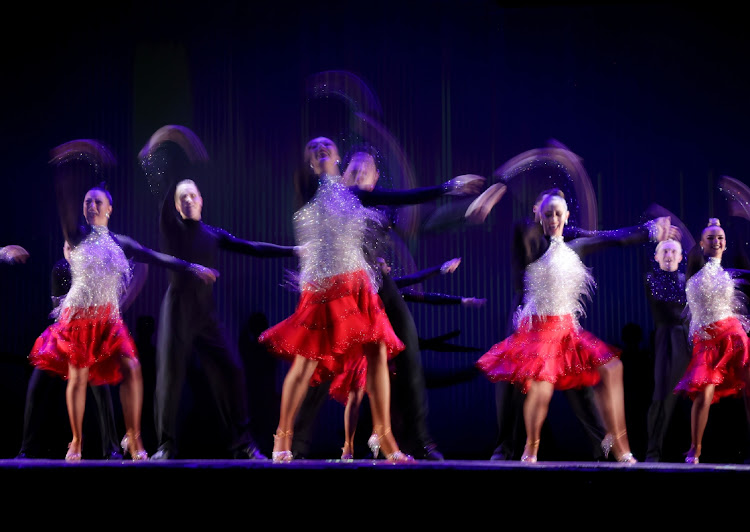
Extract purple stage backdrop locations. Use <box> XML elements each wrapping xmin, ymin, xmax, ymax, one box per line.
<box><xmin>1</xmin><ymin>3</ymin><xmax>748</xmax><ymax>460</ymax></box>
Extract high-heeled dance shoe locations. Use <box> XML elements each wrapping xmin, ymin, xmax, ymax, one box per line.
<box><xmin>272</xmin><ymin>430</ymin><xmax>293</xmax><ymax>463</ymax></box>
<box><xmin>367</xmin><ymin>432</ymin><xmax>381</xmax><ymax>459</ymax></box>
<box><xmin>385</xmin><ymin>450</ymin><xmax>415</xmax><ymax>463</ymax></box>
<box><xmin>368</xmin><ymin>428</ymin><xmax>415</xmax><ymax>463</ymax></box>
<box><xmin>121</xmin><ymin>432</ymin><xmax>148</xmax><ymax>461</ymax></box>
<box><xmin>617</xmin><ymin>452</ymin><xmax>636</xmax><ymax>463</ymax></box>
<box><xmin>601</xmin><ymin>431</ymin><xmax>637</xmax><ymax>463</ymax></box>
<box><xmin>341</xmin><ymin>442</ymin><xmax>354</xmax><ymax>461</ymax></box>
<box><xmin>601</xmin><ymin>433</ymin><xmax>613</xmax><ymax>458</ymax></box>
<box><xmin>65</xmin><ymin>441</ymin><xmax>82</xmax><ymax>462</ymax></box>
<box><xmin>684</xmin><ymin>444</ymin><xmax>701</xmax><ymax>464</ymax></box>
<box><xmin>521</xmin><ymin>439</ymin><xmax>540</xmax><ymax>463</ymax></box>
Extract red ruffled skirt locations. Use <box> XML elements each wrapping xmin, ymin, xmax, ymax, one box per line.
<box><xmin>476</xmin><ymin>314</ymin><xmax>619</xmax><ymax>393</ymax></box>
<box><xmin>329</xmin><ymin>356</ymin><xmax>368</xmax><ymax>404</ymax></box>
<box><xmin>674</xmin><ymin>317</ymin><xmax>750</xmax><ymax>403</ymax></box>
<box><xmin>28</xmin><ymin>304</ymin><xmax>138</xmax><ymax>386</ymax></box>
<box><xmin>328</xmin><ymin>349</ymin><xmax>401</xmax><ymax>404</ymax></box>
<box><xmin>259</xmin><ymin>269</ymin><xmax>404</xmax><ymax>402</ymax></box>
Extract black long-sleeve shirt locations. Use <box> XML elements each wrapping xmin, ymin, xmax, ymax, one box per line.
<box><xmin>159</xmin><ymin>179</ymin><xmax>296</xmax><ymax>299</ymax></box>
<box><xmin>645</xmin><ymin>267</ymin><xmax>687</xmax><ymax>327</ymax></box>
<box><xmin>392</xmin><ymin>264</ymin><xmax>464</xmax><ymax>305</ymax></box>
<box><xmin>53</xmin><ymin>153</ymin><xmax>203</xmax><ymax>280</ymax></box>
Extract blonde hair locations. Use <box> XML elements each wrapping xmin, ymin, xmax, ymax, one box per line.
<box><xmin>540</xmin><ymin>191</ymin><xmax>568</xmax><ymax>213</ymax></box>
<box><xmin>701</xmin><ymin>217</ymin><xmax>724</xmax><ymax>239</ymax></box>
<box><xmin>655</xmin><ymin>238</ymin><xmax>682</xmax><ymax>255</ymax></box>
<box><xmin>535</xmin><ymin>188</ymin><xmax>565</xmax><ymax>205</ymax></box>
<box><xmin>175</xmin><ymin>179</ymin><xmax>200</xmax><ymax>200</ymax></box>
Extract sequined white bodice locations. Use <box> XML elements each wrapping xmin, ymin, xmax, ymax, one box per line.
<box><xmin>686</xmin><ymin>257</ymin><xmax>746</xmax><ymax>338</ymax></box>
<box><xmin>293</xmin><ymin>175</ymin><xmax>383</xmax><ymax>290</ymax></box>
<box><xmin>60</xmin><ymin>225</ymin><xmax>131</xmax><ymax>317</ymax></box>
<box><xmin>514</xmin><ymin>236</ymin><xmax>595</xmax><ymax>329</ymax></box>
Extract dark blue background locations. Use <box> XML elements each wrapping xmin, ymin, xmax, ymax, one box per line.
<box><xmin>2</xmin><ymin>2</ymin><xmax>748</xmax><ymax>460</ymax></box>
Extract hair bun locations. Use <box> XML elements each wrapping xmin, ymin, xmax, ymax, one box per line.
<box><xmin>708</xmin><ymin>217</ymin><xmax>721</xmax><ymax>227</ymax></box>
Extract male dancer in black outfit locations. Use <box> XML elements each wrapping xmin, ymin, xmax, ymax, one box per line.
<box><xmin>490</xmin><ymin>189</ymin><xmax>607</xmax><ymax>460</ymax></box>
<box><xmin>17</xmin><ymin>242</ymin><xmax>123</xmax><ymax>459</ymax></box>
<box><xmin>140</xmin><ymin>129</ymin><xmax>297</xmax><ymax>460</ymax></box>
<box><xmin>643</xmin><ymin>238</ymin><xmax>691</xmax><ymax>462</ymax></box>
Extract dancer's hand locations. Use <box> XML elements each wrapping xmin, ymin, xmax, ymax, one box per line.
<box><xmin>667</xmin><ymin>225</ymin><xmax>682</xmax><ymax>242</ymax></box>
<box><xmin>0</xmin><ymin>245</ymin><xmax>29</xmax><ymax>264</ymax></box>
<box><xmin>464</xmin><ymin>182</ymin><xmax>507</xmax><ymax>224</ymax></box>
<box><xmin>188</xmin><ymin>263</ymin><xmax>219</xmax><ymax>284</ymax></box>
<box><xmin>444</xmin><ymin>174</ymin><xmax>486</xmax><ymax>196</ymax></box>
<box><xmin>650</xmin><ymin>216</ymin><xmax>679</xmax><ymax>242</ymax></box>
<box><xmin>461</xmin><ymin>297</ymin><xmax>487</xmax><ymax>308</ymax></box>
<box><xmin>440</xmin><ymin>257</ymin><xmax>461</xmax><ymax>274</ymax></box>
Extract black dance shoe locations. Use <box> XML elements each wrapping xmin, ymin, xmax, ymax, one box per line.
<box><xmin>14</xmin><ymin>451</ymin><xmax>36</xmax><ymax>459</ymax></box>
<box><xmin>150</xmin><ymin>448</ymin><xmax>173</xmax><ymax>461</ymax></box>
<box><xmin>105</xmin><ymin>450</ymin><xmax>124</xmax><ymax>460</ymax></box>
<box><xmin>232</xmin><ymin>445</ymin><xmax>268</xmax><ymax>460</ymax></box>
<box><xmin>490</xmin><ymin>443</ymin><xmax>514</xmax><ymax>461</ymax></box>
<box><xmin>416</xmin><ymin>442</ymin><xmax>445</xmax><ymax>461</ymax></box>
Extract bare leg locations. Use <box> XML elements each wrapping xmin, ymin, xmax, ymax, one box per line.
<box><xmin>687</xmin><ymin>384</ymin><xmax>714</xmax><ymax>463</ymax></box>
<box><xmin>342</xmin><ymin>388</ymin><xmax>364</xmax><ymax>459</ymax></box>
<box><xmin>594</xmin><ymin>358</ymin><xmax>636</xmax><ymax>462</ymax></box>
<box><xmin>119</xmin><ymin>357</ymin><xmax>147</xmax><ymax>459</ymax></box>
<box><xmin>364</xmin><ymin>342</ymin><xmax>412</xmax><ymax>461</ymax></box>
<box><xmin>274</xmin><ymin>355</ymin><xmax>318</xmax><ymax>461</ymax></box>
<box><xmin>522</xmin><ymin>380</ymin><xmax>553</xmax><ymax>462</ymax></box>
<box><xmin>65</xmin><ymin>364</ymin><xmax>89</xmax><ymax>461</ymax></box>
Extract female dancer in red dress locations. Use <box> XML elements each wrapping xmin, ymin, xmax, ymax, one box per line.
<box><xmin>261</xmin><ymin>136</ymin><xmax>484</xmax><ymax>463</ymax></box>
<box><xmin>675</xmin><ymin>218</ymin><xmax>750</xmax><ymax>463</ymax></box>
<box><xmin>259</xmin><ymin>138</ymin><xmax>412</xmax><ymax>463</ymax></box>
<box><xmin>29</xmin><ymin>140</ymin><xmax>216</xmax><ymax>461</ymax></box>
<box><xmin>476</xmin><ymin>190</ymin><xmax>677</xmax><ymax>463</ymax></box>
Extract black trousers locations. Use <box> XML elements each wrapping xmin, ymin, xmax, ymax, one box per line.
<box><xmin>154</xmin><ymin>286</ymin><xmax>255</xmax><ymax>457</ymax></box>
<box><xmin>381</xmin><ymin>274</ymin><xmax>433</xmax><ymax>454</ymax></box>
<box><xmin>645</xmin><ymin>324</ymin><xmax>692</xmax><ymax>461</ymax></box>
<box><xmin>292</xmin><ymin>274</ymin><xmax>435</xmax><ymax>458</ymax></box>
<box><xmin>19</xmin><ymin>368</ymin><xmax>120</xmax><ymax>458</ymax></box>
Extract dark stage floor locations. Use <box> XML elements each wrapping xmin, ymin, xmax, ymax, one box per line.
<box><xmin>3</xmin><ymin>457</ymin><xmax>748</xmax><ymax>523</ymax></box>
